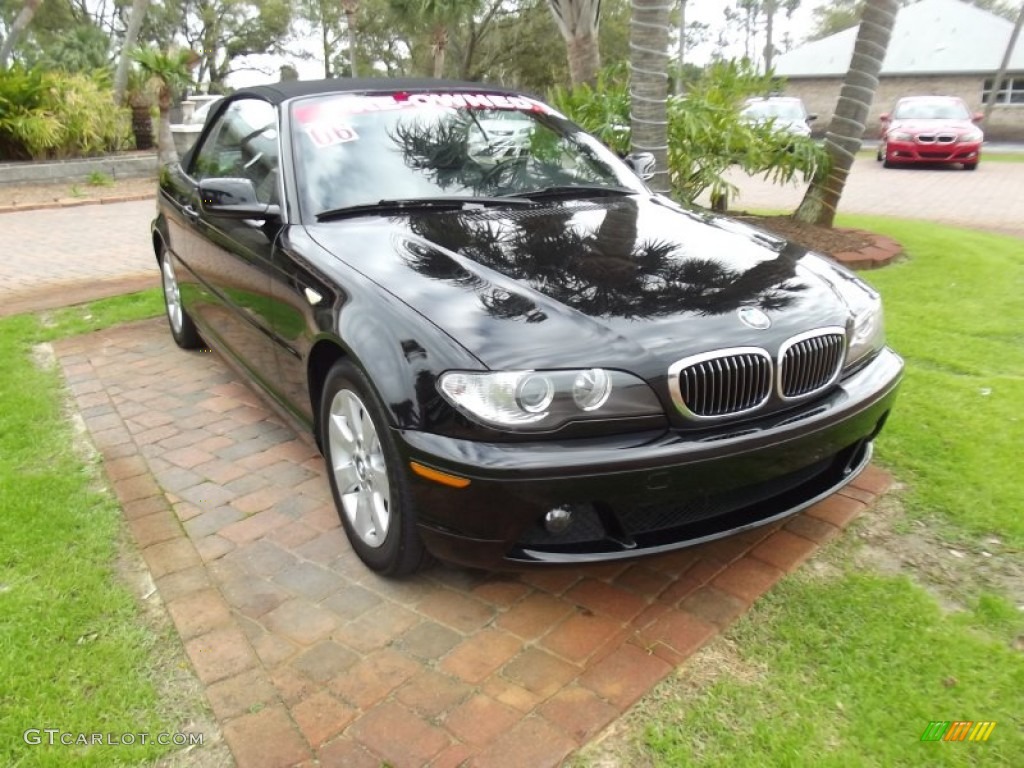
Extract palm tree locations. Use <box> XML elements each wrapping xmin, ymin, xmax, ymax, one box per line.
<box><xmin>391</xmin><ymin>0</ymin><xmax>479</xmax><ymax>77</ymax></box>
<box><xmin>794</xmin><ymin>0</ymin><xmax>898</xmax><ymax>226</ymax></box>
<box><xmin>629</xmin><ymin>0</ymin><xmax>671</xmax><ymax>192</ymax></box>
<box><xmin>984</xmin><ymin>1</ymin><xmax>1024</xmax><ymax>123</ymax></box>
<box><xmin>131</xmin><ymin>47</ymin><xmax>195</xmax><ymax>166</ymax></box>
<box><xmin>114</xmin><ymin>0</ymin><xmax>151</xmax><ymax>105</ymax></box>
<box><xmin>547</xmin><ymin>0</ymin><xmax>602</xmax><ymax>87</ymax></box>
<box><xmin>0</xmin><ymin>0</ymin><xmax>43</xmax><ymax>67</ymax></box>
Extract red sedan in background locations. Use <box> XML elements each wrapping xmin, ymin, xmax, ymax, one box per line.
<box><xmin>877</xmin><ymin>96</ymin><xmax>984</xmax><ymax>170</ymax></box>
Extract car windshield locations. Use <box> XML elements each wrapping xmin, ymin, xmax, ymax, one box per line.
<box><xmin>742</xmin><ymin>100</ymin><xmax>805</xmax><ymax>121</ymax></box>
<box><xmin>289</xmin><ymin>92</ymin><xmax>645</xmax><ymax>217</ymax></box>
<box><xmin>892</xmin><ymin>99</ymin><xmax>971</xmax><ymax>120</ymax></box>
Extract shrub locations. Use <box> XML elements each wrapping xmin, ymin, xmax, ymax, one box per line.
<box><xmin>550</xmin><ymin>60</ymin><xmax>828</xmax><ymax>209</ymax></box>
<box><xmin>0</xmin><ymin>66</ymin><xmax>132</xmax><ymax>160</ymax></box>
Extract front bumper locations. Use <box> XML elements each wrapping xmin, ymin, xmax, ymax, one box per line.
<box><xmin>398</xmin><ymin>347</ymin><xmax>903</xmax><ymax>569</ymax></box>
<box><xmin>886</xmin><ymin>139</ymin><xmax>981</xmax><ymax>165</ymax></box>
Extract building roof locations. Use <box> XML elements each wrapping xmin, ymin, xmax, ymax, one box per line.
<box><xmin>775</xmin><ymin>0</ymin><xmax>1023</xmax><ymax>78</ymax></box>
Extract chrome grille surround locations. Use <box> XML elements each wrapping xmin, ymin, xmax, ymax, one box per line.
<box><xmin>777</xmin><ymin>327</ymin><xmax>846</xmax><ymax>401</ymax></box>
<box><xmin>668</xmin><ymin>347</ymin><xmax>773</xmax><ymax>420</ymax></box>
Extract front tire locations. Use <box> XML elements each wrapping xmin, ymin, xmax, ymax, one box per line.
<box><xmin>964</xmin><ymin>161</ymin><xmax>978</xmax><ymax>171</ymax></box>
<box><xmin>159</xmin><ymin>247</ymin><xmax>202</xmax><ymax>349</ymax></box>
<box><xmin>320</xmin><ymin>360</ymin><xmax>428</xmax><ymax>576</ymax></box>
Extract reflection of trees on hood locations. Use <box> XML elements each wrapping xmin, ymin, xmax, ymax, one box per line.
<box><xmin>404</xmin><ymin>198</ymin><xmax>807</xmax><ymax>321</ymax></box>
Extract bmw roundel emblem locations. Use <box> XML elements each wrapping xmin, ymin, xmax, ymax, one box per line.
<box><xmin>737</xmin><ymin>306</ymin><xmax>771</xmax><ymax>330</ymax></box>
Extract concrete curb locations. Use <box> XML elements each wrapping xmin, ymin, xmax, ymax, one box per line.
<box><xmin>0</xmin><ymin>192</ymin><xmax>154</xmax><ymax>215</ymax></box>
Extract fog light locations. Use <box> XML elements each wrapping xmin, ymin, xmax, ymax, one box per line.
<box><xmin>544</xmin><ymin>506</ymin><xmax>573</xmax><ymax>533</ymax></box>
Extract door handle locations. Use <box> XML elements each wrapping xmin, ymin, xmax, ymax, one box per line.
<box><xmin>182</xmin><ymin>204</ymin><xmax>199</xmax><ymax>221</ymax></box>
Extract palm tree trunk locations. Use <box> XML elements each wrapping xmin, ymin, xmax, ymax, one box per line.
<box><xmin>157</xmin><ymin>109</ymin><xmax>178</xmax><ymax>166</ymax></box>
<box><xmin>432</xmin><ymin>25</ymin><xmax>447</xmax><ymax>77</ymax></box>
<box><xmin>630</xmin><ymin>0</ymin><xmax>671</xmax><ymax>193</ymax></box>
<box><xmin>0</xmin><ymin>0</ymin><xmax>43</xmax><ymax>67</ymax></box>
<box><xmin>114</xmin><ymin>0</ymin><xmax>150</xmax><ymax>105</ymax></box>
<box><xmin>794</xmin><ymin>0</ymin><xmax>898</xmax><ymax>227</ymax></box>
<box><xmin>984</xmin><ymin>2</ymin><xmax>1024</xmax><ymax>123</ymax></box>
<box><xmin>345</xmin><ymin>10</ymin><xmax>358</xmax><ymax>77</ymax></box>
<box><xmin>567</xmin><ymin>32</ymin><xmax>600</xmax><ymax>87</ymax></box>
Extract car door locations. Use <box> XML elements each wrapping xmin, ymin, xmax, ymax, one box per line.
<box><xmin>186</xmin><ymin>97</ymin><xmax>285</xmax><ymax>393</ymax></box>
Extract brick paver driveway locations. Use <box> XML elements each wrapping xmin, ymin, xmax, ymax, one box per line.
<box><xmin>0</xmin><ymin>200</ymin><xmax>155</xmax><ymax>316</ymax></box>
<box><xmin>53</xmin><ymin>319</ymin><xmax>890</xmax><ymax>768</ymax></box>
<box><xmin>723</xmin><ymin>155</ymin><xmax>1024</xmax><ymax>239</ymax></box>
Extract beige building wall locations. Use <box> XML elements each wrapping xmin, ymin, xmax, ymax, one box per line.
<box><xmin>782</xmin><ymin>74</ymin><xmax>1024</xmax><ymax>141</ymax></box>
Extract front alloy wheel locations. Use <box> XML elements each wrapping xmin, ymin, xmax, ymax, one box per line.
<box><xmin>320</xmin><ymin>360</ymin><xmax>428</xmax><ymax>576</ymax></box>
<box><xmin>328</xmin><ymin>389</ymin><xmax>391</xmax><ymax>548</ymax></box>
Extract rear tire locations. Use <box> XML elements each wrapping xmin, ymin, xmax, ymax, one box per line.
<box><xmin>159</xmin><ymin>247</ymin><xmax>202</xmax><ymax>349</ymax></box>
<box><xmin>319</xmin><ymin>360</ymin><xmax>429</xmax><ymax>576</ymax></box>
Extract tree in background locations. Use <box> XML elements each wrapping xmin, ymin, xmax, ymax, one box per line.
<box><xmin>340</xmin><ymin>0</ymin><xmax>359</xmax><ymax>76</ymax></box>
<box><xmin>132</xmin><ymin>46</ymin><xmax>194</xmax><ymax>164</ymax></box>
<box><xmin>0</xmin><ymin>0</ymin><xmax>43</xmax><ymax>66</ymax></box>
<box><xmin>114</xmin><ymin>0</ymin><xmax>150</xmax><ymax>104</ymax></box>
<box><xmin>630</xmin><ymin>0</ymin><xmax>671</xmax><ymax>192</ymax></box>
<box><xmin>546</xmin><ymin>0</ymin><xmax>602</xmax><ymax>86</ymax></box>
<box><xmin>795</xmin><ymin>0</ymin><xmax>898</xmax><ymax>226</ymax></box>
<box><xmin>136</xmin><ymin>0</ymin><xmax>290</xmax><ymax>90</ymax></box>
<box><xmin>984</xmin><ymin>1</ymin><xmax>1024</xmax><ymax>122</ymax></box>
<box><xmin>762</xmin><ymin>0</ymin><xmax>800</xmax><ymax>70</ymax></box>
<box><xmin>388</xmin><ymin>0</ymin><xmax>480</xmax><ymax>77</ymax></box>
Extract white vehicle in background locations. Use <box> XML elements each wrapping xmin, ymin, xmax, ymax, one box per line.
<box><xmin>741</xmin><ymin>96</ymin><xmax>816</xmax><ymax>138</ymax></box>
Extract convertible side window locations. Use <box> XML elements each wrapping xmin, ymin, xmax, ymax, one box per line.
<box><xmin>191</xmin><ymin>99</ymin><xmax>281</xmax><ymax>205</ymax></box>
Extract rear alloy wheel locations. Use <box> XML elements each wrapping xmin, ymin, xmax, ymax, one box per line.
<box><xmin>159</xmin><ymin>248</ymin><xmax>202</xmax><ymax>349</ymax></box>
<box><xmin>320</xmin><ymin>360</ymin><xmax>428</xmax><ymax>576</ymax></box>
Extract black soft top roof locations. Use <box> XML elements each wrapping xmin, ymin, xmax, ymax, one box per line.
<box><xmin>234</xmin><ymin>77</ymin><xmax>522</xmax><ymax>106</ymax></box>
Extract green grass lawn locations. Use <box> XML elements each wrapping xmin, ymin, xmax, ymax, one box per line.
<box><xmin>579</xmin><ymin>219</ymin><xmax>1024</xmax><ymax>766</ymax></box>
<box><xmin>0</xmin><ymin>290</ymin><xmax>206</xmax><ymax>767</ymax></box>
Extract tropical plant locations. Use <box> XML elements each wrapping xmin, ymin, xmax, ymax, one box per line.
<box><xmin>554</xmin><ymin>61</ymin><xmax>828</xmax><ymax>208</ymax></box>
<box><xmin>794</xmin><ymin>0</ymin><xmax>898</xmax><ymax>226</ymax></box>
<box><xmin>389</xmin><ymin>0</ymin><xmax>481</xmax><ymax>77</ymax></box>
<box><xmin>131</xmin><ymin>46</ymin><xmax>195</xmax><ymax>165</ymax></box>
<box><xmin>0</xmin><ymin>66</ymin><xmax>132</xmax><ymax>160</ymax></box>
<box><xmin>546</xmin><ymin>0</ymin><xmax>602</xmax><ymax>86</ymax></box>
<box><xmin>549</xmin><ymin>63</ymin><xmax>631</xmax><ymax>153</ymax></box>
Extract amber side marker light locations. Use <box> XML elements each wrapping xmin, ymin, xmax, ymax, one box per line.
<box><xmin>410</xmin><ymin>461</ymin><xmax>471</xmax><ymax>488</ymax></box>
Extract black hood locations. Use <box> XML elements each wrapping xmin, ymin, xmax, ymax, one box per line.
<box><xmin>306</xmin><ymin>195</ymin><xmax>850</xmax><ymax>375</ymax></box>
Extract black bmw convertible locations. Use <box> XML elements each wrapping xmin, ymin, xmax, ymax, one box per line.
<box><xmin>153</xmin><ymin>78</ymin><xmax>902</xmax><ymax>575</ymax></box>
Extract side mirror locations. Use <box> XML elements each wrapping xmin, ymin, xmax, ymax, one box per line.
<box><xmin>198</xmin><ymin>178</ymin><xmax>280</xmax><ymax>220</ymax></box>
<box><xmin>806</xmin><ymin>114</ymin><xmax>818</xmax><ymax>123</ymax></box>
<box><xmin>879</xmin><ymin>113</ymin><xmax>891</xmax><ymax>123</ymax></box>
<box><xmin>972</xmin><ymin>112</ymin><xmax>984</xmax><ymax>123</ymax></box>
<box><xmin>624</xmin><ymin>152</ymin><xmax>656</xmax><ymax>181</ymax></box>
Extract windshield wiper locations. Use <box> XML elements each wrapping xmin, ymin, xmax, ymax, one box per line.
<box><xmin>502</xmin><ymin>184</ymin><xmax>636</xmax><ymax>201</ymax></box>
<box><xmin>316</xmin><ymin>196</ymin><xmax>535</xmax><ymax>222</ymax></box>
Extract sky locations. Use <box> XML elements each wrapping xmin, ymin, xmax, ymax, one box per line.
<box><xmin>226</xmin><ymin>1</ymin><xmax>823</xmax><ymax>89</ymax></box>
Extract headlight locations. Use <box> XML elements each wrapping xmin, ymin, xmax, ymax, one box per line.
<box><xmin>438</xmin><ymin>369</ymin><xmax>663</xmax><ymax>431</ymax></box>
<box><xmin>960</xmin><ymin>130</ymin><xmax>983</xmax><ymax>143</ymax></box>
<box><xmin>890</xmin><ymin>131</ymin><xmax>914</xmax><ymax>141</ymax></box>
<box><xmin>835</xmin><ymin>274</ymin><xmax>886</xmax><ymax>369</ymax></box>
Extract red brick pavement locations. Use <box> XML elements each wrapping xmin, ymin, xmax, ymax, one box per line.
<box><xmin>54</xmin><ymin>318</ymin><xmax>893</xmax><ymax>768</ymax></box>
